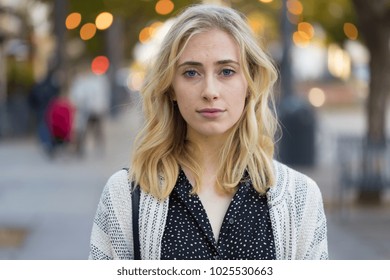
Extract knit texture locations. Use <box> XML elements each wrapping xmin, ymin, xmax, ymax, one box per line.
<box><xmin>89</xmin><ymin>161</ymin><xmax>328</xmax><ymax>260</ymax></box>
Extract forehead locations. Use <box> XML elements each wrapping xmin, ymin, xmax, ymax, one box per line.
<box><xmin>177</xmin><ymin>29</ymin><xmax>241</xmax><ymax>62</ymax></box>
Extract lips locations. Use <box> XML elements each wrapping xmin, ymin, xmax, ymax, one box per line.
<box><xmin>197</xmin><ymin>108</ymin><xmax>225</xmax><ymax>118</ymax></box>
<box><xmin>197</xmin><ymin>108</ymin><xmax>225</xmax><ymax>113</ymax></box>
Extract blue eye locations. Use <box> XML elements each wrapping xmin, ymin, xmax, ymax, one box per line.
<box><xmin>184</xmin><ymin>70</ymin><xmax>198</xmax><ymax>77</ymax></box>
<box><xmin>221</xmin><ymin>69</ymin><xmax>235</xmax><ymax>76</ymax></box>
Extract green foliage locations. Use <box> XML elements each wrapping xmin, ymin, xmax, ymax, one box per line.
<box><xmin>66</xmin><ymin>0</ymin><xmax>199</xmax><ymax>58</ymax></box>
<box><xmin>300</xmin><ymin>0</ymin><xmax>357</xmax><ymax>43</ymax></box>
<box><xmin>36</xmin><ymin>0</ymin><xmax>359</xmax><ymax>59</ymax></box>
<box><xmin>7</xmin><ymin>58</ymin><xmax>35</xmax><ymax>95</ymax></box>
<box><xmin>230</xmin><ymin>0</ymin><xmax>283</xmax><ymax>42</ymax></box>
<box><xmin>230</xmin><ymin>0</ymin><xmax>357</xmax><ymax>44</ymax></box>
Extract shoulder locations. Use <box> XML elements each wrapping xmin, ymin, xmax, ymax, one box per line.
<box><xmin>106</xmin><ymin>169</ymin><xmax>129</xmax><ymax>189</ymax></box>
<box><xmin>100</xmin><ymin>169</ymin><xmax>131</xmax><ymax>208</ymax></box>
<box><xmin>268</xmin><ymin>160</ymin><xmax>322</xmax><ymax>206</ymax></box>
<box><xmin>90</xmin><ymin>169</ymin><xmax>133</xmax><ymax>260</ymax></box>
<box><xmin>267</xmin><ymin>161</ymin><xmax>328</xmax><ymax>260</ymax></box>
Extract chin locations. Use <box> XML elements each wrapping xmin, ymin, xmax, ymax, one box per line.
<box><xmin>187</xmin><ymin>122</ymin><xmax>236</xmax><ymax>139</ymax></box>
<box><xmin>197</xmin><ymin>127</ymin><xmax>232</xmax><ymax>138</ymax></box>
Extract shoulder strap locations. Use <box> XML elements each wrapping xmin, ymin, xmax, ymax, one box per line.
<box><xmin>123</xmin><ymin>168</ymin><xmax>141</xmax><ymax>260</ymax></box>
<box><xmin>131</xmin><ymin>185</ymin><xmax>141</xmax><ymax>260</ymax></box>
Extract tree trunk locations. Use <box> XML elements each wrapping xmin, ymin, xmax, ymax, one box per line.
<box><xmin>352</xmin><ymin>0</ymin><xmax>390</xmax><ymax>203</ymax></box>
<box><xmin>105</xmin><ymin>17</ymin><xmax>124</xmax><ymax>116</ymax></box>
<box><xmin>53</xmin><ymin>0</ymin><xmax>69</xmax><ymax>87</ymax></box>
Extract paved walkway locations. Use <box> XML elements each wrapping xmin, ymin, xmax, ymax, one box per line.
<box><xmin>0</xmin><ymin>104</ymin><xmax>142</xmax><ymax>259</ymax></box>
<box><xmin>0</xmin><ymin>104</ymin><xmax>389</xmax><ymax>259</ymax></box>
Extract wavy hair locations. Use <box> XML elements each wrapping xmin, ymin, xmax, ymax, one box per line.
<box><xmin>130</xmin><ymin>4</ymin><xmax>278</xmax><ymax>199</ymax></box>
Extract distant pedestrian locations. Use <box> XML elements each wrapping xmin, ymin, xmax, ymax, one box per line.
<box><xmin>28</xmin><ymin>69</ymin><xmax>60</xmax><ymax>153</ymax></box>
<box><xmin>89</xmin><ymin>4</ymin><xmax>328</xmax><ymax>260</ymax></box>
<box><xmin>70</xmin><ymin>70</ymin><xmax>110</xmax><ymax>156</ymax></box>
<box><xmin>45</xmin><ymin>94</ymin><xmax>75</xmax><ymax>156</ymax></box>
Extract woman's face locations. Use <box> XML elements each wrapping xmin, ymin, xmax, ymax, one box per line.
<box><xmin>172</xmin><ymin>28</ymin><xmax>248</xmax><ymax>142</ymax></box>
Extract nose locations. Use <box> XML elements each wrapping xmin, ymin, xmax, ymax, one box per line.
<box><xmin>201</xmin><ymin>75</ymin><xmax>219</xmax><ymax>101</ymax></box>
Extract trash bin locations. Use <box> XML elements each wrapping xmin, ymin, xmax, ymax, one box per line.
<box><xmin>276</xmin><ymin>95</ymin><xmax>316</xmax><ymax>166</ymax></box>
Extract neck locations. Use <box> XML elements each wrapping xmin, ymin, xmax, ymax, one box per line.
<box><xmin>191</xmin><ymin>134</ymin><xmax>227</xmax><ymax>170</ymax></box>
<box><xmin>182</xmin><ymin>133</ymin><xmax>225</xmax><ymax>186</ymax></box>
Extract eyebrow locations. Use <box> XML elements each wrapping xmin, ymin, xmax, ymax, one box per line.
<box><xmin>177</xmin><ymin>59</ymin><xmax>240</xmax><ymax>68</ymax></box>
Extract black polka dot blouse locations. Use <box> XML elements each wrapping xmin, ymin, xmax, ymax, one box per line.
<box><xmin>160</xmin><ymin>169</ymin><xmax>276</xmax><ymax>260</ymax></box>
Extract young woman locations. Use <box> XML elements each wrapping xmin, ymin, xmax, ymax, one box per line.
<box><xmin>89</xmin><ymin>4</ymin><xmax>328</xmax><ymax>260</ymax></box>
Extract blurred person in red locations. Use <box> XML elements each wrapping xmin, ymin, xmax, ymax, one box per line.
<box><xmin>45</xmin><ymin>92</ymin><xmax>75</xmax><ymax>157</ymax></box>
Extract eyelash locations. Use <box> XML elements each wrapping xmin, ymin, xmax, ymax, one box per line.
<box><xmin>182</xmin><ymin>68</ymin><xmax>236</xmax><ymax>78</ymax></box>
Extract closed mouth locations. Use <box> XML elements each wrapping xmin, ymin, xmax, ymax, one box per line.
<box><xmin>197</xmin><ymin>108</ymin><xmax>225</xmax><ymax>113</ymax></box>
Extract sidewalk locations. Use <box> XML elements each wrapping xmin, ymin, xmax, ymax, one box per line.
<box><xmin>0</xmin><ymin>104</ymin><xmax>142</xmax><ymax>259</ymax></box>
<box><xmin>296</xmin><ymin>106</ymin><xmax>390</xmax><ymax>260</ymax></box>
<box><xmin>0</xmin><ymin>104</ymin><xmax>389</xmax><ymax>259</ymax></box>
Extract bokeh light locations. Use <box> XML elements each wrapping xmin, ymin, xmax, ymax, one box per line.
<box><xmin>248</xmin><ymin>12</ymin><xmax>265</xmax><ymax>34</ymax></box>
<box><xmin>308</xmin><ymin>87</ymin><xmax>326</xmax><ymax>107</ymax></box>
<box><xmin>328</xmin><ymin>3</ymin><xmax>344</xmax><ymax>19</ymax></box>
<box><xmin>149</xmin><ymin>21</ymin><xmax>164</xmax><ymax>35</ymax></box>
<box><xmin>259</xmin><ymin>0</ymin><xmax>273</xmax><ymax>3</ymax></box>
<box><xmin>298</xmin><ymin>22</ymin><xmax>314</xmax><ymax>39</ymax></box>
<box><xmin>80</xmin><ymin>23</ymin><xmax>97</xmax><ymax>40</ymax></box>
<box><xmin>130</xmin><ymin>72</ymin><xmax>145</xmax><ymax>92</ymax></box>
<box><xmin>293</xmin><ymin>31</ymin><xmax>310</xmax><ymax>47</ymax></box>
<box><xmin>138</xmin><ymin>22</ymin><xmax>164</xmax><ymax>44</ymax></box>
<box><xmin>287</xmin><ymin>13</ymin><xmax>301</xmax><ymax>25</ymax></box>
<box><xmin>96</xmin><ymin>12</ymin><xmax>114</xmax><ymax>30</ymax></box>
<box><xmin>139</xmin><ymin>27</ymin><xmax>152</xmax><ymax>44</ymax></box>
<box><xmin>91</xmin><ymin>56</ymin><xmax>110</xmax><ymax>75</ymax></box>
<box><xmin>287</xmin><ymin>0</ymin><xmax>303</xmax><ymax>15</ymax></box>
<box><xmin>65</xmin><ymin>12</ymin><xmax>82</xmax><ymax>30</ymax></box>
<box><xmin>343</xmin><ymin>23</ymin><xmax>358</xmax><ymax>40</ymax></box>
<box><xmin>328</xmin><ymin>44</ymin><xmax>351</xmax><ymax>80</ymax></box>
<box><xmin>155</xmin><ymin>0</ymin><xmax>174</xmax><ymax>15</ymax></box>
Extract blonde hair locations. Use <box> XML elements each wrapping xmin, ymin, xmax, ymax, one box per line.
<box><xmin>130</xmin><ymin>4</ymin><xmax>278</xmax><ymax>199</ymax></box>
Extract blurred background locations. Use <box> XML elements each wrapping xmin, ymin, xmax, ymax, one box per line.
<box><xmin>0</xmin><ymin>0</ymin><xmax>389</xmax><ymax>259</ymax></box>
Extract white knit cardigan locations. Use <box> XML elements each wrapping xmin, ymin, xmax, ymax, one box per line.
<box><xmin>89</xmin><ymin>161</ymin><xmax>328</xmax><ymax>260</ymax></box>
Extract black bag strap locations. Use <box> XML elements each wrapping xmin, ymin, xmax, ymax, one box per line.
<box><xmin>123</xmin><ymin>168</ymin><xmax>141</xmax><ymax>260</ymax></box>
<box><xmin>131</xmin><ymin>185</ymin><xmax>141</xmax><ymax>260</ymax></box>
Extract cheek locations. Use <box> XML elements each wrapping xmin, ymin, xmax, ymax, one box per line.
<box><xmin>173</xmin><ymin>84</ymin><xmax>195</xmax><ymax>110</ymax></box>
<box><xmin>172</xmin><ymin>80</ymin><xmax>189</xmax><ymax>101</ymax></box>
<box><xmin>233</xmin><ymin>96</ymin><xmax>248</xmax><ymax>122</ymax></box>
<box><xmin>175</xmin><ymin>91</ymin><xmax>192</xmax><ymax>108</ymax></box>
<box><xmin>229</xmin><ymin>84</ymin><xmax>247</xmax><ymax>112</ymax></box>
<box><xmin>175</xmin><ymin>95</ymin><xmax>194</xmax><ymax>120</ymax></box>
<box><xmin>234</xmin><ymin>99</ymin><xmax>246</xmax><ymax>120</ymax></box>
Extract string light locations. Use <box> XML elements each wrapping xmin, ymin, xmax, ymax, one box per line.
<box><xmin>80</xmin><ymin>23</ymin><xmax>97</xmax><ymax>40</ymax></box>
<box><xmin>91</xmin><ymin>56</ymin><xmax>110</xmax><ymax>75</ymax></box>
<box><xmin>96</xmin><ymin>12</ymin><xmax>114</xmax><ymax>30</ymax></box>
<box><xmin>298</xmin><ymin>22</ymin><xmax>314</xmax><ymax>39</ymax></box>
<box><xmin>65</xmin><ymin>13</ymin><xmax>82</xmax><ymax>30</ymax></box>
<box><xmin>155</xmin><ymin>0</ymin><xmax>174</xmax><ymax>15</ymax></box>
<box><xmin>344</xmin><ymin>23</ymin><xmax>358</xmax><ymax>40</ymax></box>
<box><xmin>308</xmin><ymin>87</ymin><xmax>326</xmax><ymax>107</ymax></box>
<box><xmin>287</xmin><ymin>0</ymin><xmax>303</xmax><ymax>15</ymax></box>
